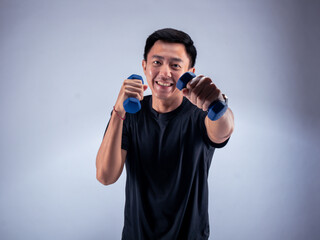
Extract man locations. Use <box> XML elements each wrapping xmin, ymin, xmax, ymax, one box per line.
<box><xmin>96</xmin><ymin>28</ymin><xmax>234</xmax><ymax>240</ymax></box>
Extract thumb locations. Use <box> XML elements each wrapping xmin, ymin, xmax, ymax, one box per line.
<box><xmin>182</xmin><ymin>88</ymin><xmax>189</xmax><ymax>96</ymax></box>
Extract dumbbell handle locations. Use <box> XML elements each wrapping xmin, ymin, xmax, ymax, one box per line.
<box><xmin>176</xmin><ymin>72</ymin><xmax>228</xmax><ymax>121</ymax></box>
<box><xmin>123</xmin><ymin>74</ymin><xmax>144</xmax><ymax>114</ymax></box>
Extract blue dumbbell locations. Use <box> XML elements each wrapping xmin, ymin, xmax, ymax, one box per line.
<box><xmin>176</xmin><ymin>72</ymin><xmax>228</xmax><ymax>121</ymax></box>
<box><xmin>123</xmin><ymin>74</ymin><xmax>144</xmax><ymax>114</ymax></box>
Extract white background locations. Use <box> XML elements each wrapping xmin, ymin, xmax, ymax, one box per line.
<box><xmin>1</xmin><ymin>0</ymin><xmax>319</xmax><ymax>239</ymax></box>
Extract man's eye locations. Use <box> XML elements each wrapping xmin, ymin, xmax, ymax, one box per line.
<box><xmin>172</xmin><ymin>64</ymin><xmax>181</xmax><ymax>69</ymax></box>
<box><xmin>153</xmin><ymin>61</ymin><xmax>161</xmax><ymax>65</ymax></box>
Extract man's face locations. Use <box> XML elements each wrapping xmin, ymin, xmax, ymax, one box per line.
<box><xmin>142</xmin><ymin>40</ymin><xmax>195</xmax><ymax>101</ymax></box>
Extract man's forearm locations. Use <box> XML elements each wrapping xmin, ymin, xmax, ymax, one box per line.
<box><xmin>96</xmin><ymin>112</ymin><xmax>126</xmax><ymax>185</ymax></box>
<box><xmin>205</xmin><ymin>108</ymin><xmax>234</xmax><ymax>144</ymax></box>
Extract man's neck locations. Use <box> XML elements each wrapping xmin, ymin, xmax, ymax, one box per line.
<box><xmin>151</xmin><ymin>95</ymin><xmax>183</xmax><ymax>113</ymax></box>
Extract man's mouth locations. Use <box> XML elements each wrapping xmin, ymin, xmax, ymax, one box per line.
<box><xmin>156</xmin><ymin>81</ymin><xmax>174</xmax><ymax>87</ymax></box>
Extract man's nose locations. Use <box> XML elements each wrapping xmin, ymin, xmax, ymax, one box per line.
<box><xmin>159</xmin><ymin>64</ymin><xmax>172</xmax><ymax>78</ymax></box>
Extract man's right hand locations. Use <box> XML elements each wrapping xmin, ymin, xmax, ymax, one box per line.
<box><xmin>114</xmin><ymin>77</ymin><xmax>148</xmax><ymax>114</ymax></box>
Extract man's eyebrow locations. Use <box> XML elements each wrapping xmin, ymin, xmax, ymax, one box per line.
<box><xmin>151</xmin><ymin>55</ymin><xmax>183</xmax><ymax>62</ymax></box>
<box><xmin>152</xmin><ymin>55</ymin><xmax>164</xmax><ymax>60</ymax></box>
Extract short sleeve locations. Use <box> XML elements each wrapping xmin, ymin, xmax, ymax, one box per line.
<box><xmin>121</xmin><ymin>116</ymin><xmax>130</xmax><ymax>151</ymax></box>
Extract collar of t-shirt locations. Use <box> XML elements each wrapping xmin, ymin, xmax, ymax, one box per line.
<box><xmin>148</xmin><ymin>96</ymin><xmax>188</xmax><ymax>121</ymax></box>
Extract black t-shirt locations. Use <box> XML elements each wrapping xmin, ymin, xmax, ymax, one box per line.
<box><xmin>118</xmin><ymin>96</ymin><xmax>228</xmax><ymax>240</ymax></box>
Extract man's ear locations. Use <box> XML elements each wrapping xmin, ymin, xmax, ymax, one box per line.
<box><xmin>189</xmin><ymin>67</ymin><xmax>195</xmax><ymax>73</ymax></box>
<box><xmin>142</xmin><ymin>59</ymin><xmax>147</xmax><ymax>74</ymax></box>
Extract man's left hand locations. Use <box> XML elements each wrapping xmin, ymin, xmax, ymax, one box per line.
<box><xmin>181</xmin><ymin>74</ymin><xmax>223</xmax><ymax>111</ymax></box>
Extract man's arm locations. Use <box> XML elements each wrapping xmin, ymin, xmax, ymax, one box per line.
<box><xmin>182</xmin><ymin>74</ymin><xmax>234</xmax><ymax>143</ymax></box>
<box><xmin>96</xmin><ymin>78</ymin><xmax>148</xmax><ymax>185</ymax></box>
<box><xmin>205</xmin><ymin>108</ymin><xmax>234</xmax><ymax>144</ymax></box>
<box><xmin>96</xmin><ymin>112</ymin><xmax>127</xmax><ymax>185</ymax></box>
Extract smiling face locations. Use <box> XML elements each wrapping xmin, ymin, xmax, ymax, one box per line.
<box><xmin>142</xmin><ymin>40</ymin><xmax>195</xmax><ymax>105</ymax></box>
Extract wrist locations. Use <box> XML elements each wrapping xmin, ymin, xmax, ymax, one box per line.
<box><xmin>113</xmin><ymin>106</ymin><xmax>126</xmax><ymax>120</ymax></box>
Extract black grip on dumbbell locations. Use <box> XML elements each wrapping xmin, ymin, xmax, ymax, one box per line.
<box><xmin>176</xmin><ymin>72</ymin><xmax>228</xmax><ymax>121</ymax></box>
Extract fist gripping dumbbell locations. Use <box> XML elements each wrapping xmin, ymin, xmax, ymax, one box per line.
<box><xmin>176</xmin><ymin>72</ymin><xmax>228</xmax><ymax>121</ymax></box>
<box><xmin>123</xmin><ymin>74</ymin><xmax>144</xmax><ymax>114</ymax></box>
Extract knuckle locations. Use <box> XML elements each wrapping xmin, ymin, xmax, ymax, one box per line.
<box><xmin>191</xmin><ymin>95</ymin><xmax>197</xmax><ymax>105</ymax></box>
<box><xmin>203</xmin><ymin>76</ymin><xmax>212</xmax><ymax>82</ymax></box>
<box><xmin>133</xmin><ymin>92</ymin><xmax>140</xmax><ymax>99</ymax></box>
<box><xmin>208</xmin><ymin>82</ymin><xmax>215</xmax><ymax>88</ymax></box>
<box><xmin>202</xmin><ymin>105</ymin><xmax>209</xmax><ymax>111</ymax></box>
<box><xmin>203</xmin><ymin>100</ymin><xmax>211</xmax><ymax>110</ymax></box>
<box><xmin>198</xmin><ymin>94</ymin><xmax>206</xmax><ymax>102</ymax></box>
<box><xmin>192</xmin><ymin>88</ymin><xmax>200</xmax><ymax>96</ymax></box>
<box><xmin>124</xmin><ymin>89</ymin><xmax>131</xmax><ymax>97</ymax></box>
<box><xmin>196</xmin><ymin>97</ymin><xmax>204</xmax><ymax>106</ymax></box>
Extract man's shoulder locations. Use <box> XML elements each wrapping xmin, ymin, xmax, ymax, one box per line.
<box><xmin>140</xmin><ymin>95</ymin><xmax>151</xmax><ymax>107</ymax></box>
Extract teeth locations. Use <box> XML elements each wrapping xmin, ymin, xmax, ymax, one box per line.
<box><xmin>157</xmin><ymin>81</ymin><xmax>172</xmax><ymax>87</ymax></box>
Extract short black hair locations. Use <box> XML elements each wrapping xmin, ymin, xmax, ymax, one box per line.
<box><xmin>143</xmin><ymin>28</ymin><xmax>197</xmax><ymax>68</ymax></box>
